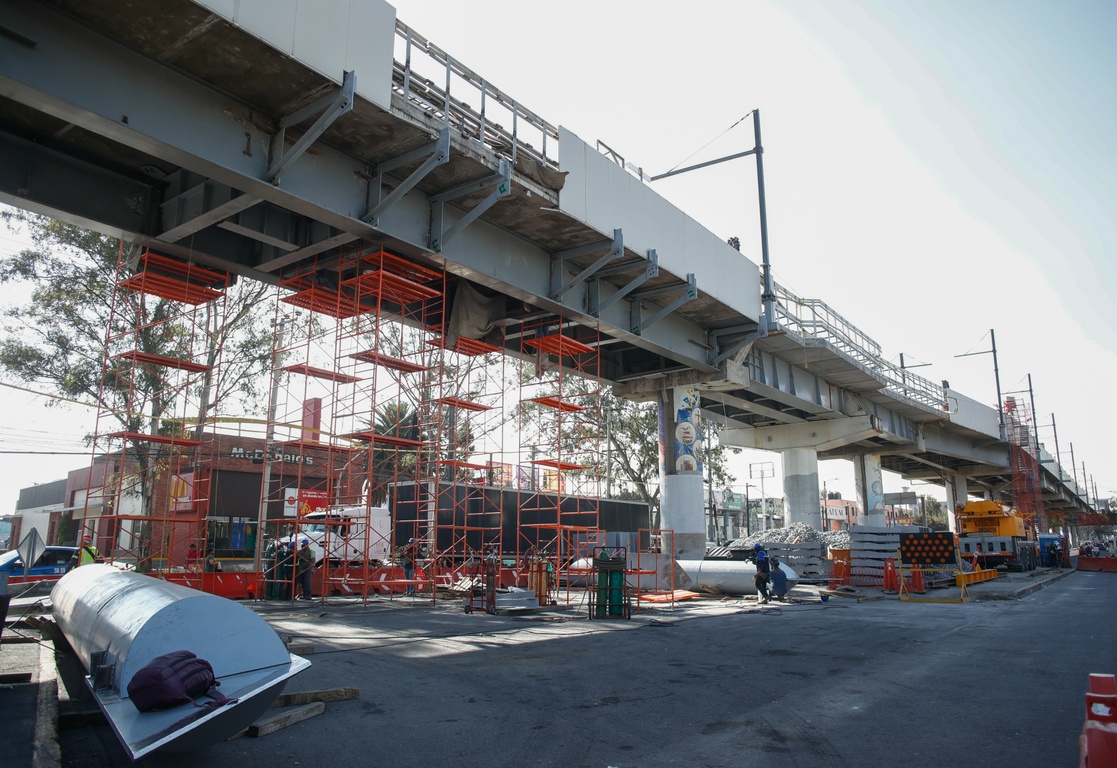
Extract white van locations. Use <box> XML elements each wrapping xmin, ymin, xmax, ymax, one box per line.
<box><xmin>280</xmin><ymin>506</ymin><xmax>391</xmax><ymax>565</ymax></box>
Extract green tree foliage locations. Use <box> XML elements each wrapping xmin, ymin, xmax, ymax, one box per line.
<box><xmin>601</xmin><ymin>389</ymin><xmax>738</xmax><ymax>526</ymax></box>
<box><xmin>919</xmin><ymin>496</ymin><xmax>948</xmax><ymax>530</ymax></box>
<box><xmin>0</xmin><ymin>212</ymin><xmax>275</xmax><ymax>520</ymax></box>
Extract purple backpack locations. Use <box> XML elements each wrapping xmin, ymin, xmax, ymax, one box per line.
<box><xmin>126</xmin><ymin>650</ymin><xmax>236</xmax><ymax>712</ymax></box>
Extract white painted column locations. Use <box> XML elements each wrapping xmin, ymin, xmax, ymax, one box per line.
<box><xmin>945</xmin><ymin>472</ymin><xmax>969</xmax><ymax>533</ymax></box>
<box><xmin>854</xmin><ymin>453</ymin><xmax>886</xmax><ymax>527</ymax></box>
<box><xmin>781</xmin><ymin>447</ymin><xmax>820</xmax><ymax>528</ymax></box>
<box><xmin>657</xmin><ymin>387</ymin><xmax>706</xmax><ymax>560</ymax></box>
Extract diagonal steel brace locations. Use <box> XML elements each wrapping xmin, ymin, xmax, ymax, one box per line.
<box><xmin>550</xmin><ymin>228</ymin><xmax>623</xmax><ymax>301</ymax></box>
<box><xmin>363</xmin><ymin>127</ymin><xmax>450</xmax><ymax>224</ymax></box>
<box><xmin>631</xmin><ymin>273</ymin><xmax>697</xmax><ymax>335</ymax></box>
<box><xmin>268</xmin><ymin>70</ymin><xmax>356</xmax><ymax>184</ymax></box>
<box><xmin>588</xmin><ymin>249</ymin><xmax>658</xmax><ymax>317</ymax></box>
<box><xmin>429</xmin><ymin>158</ymin><xmax>511</xmax><ymax>250</ymax></box>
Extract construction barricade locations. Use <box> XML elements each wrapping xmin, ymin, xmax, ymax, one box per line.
<box><xmin>1080</xmin><ymin>673</ymin><xmax>1117</xmax><ymax>767</ymax></box>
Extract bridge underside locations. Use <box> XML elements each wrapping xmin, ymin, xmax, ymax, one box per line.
<box><xmin>0</xmin><ymin>0</ymin><xmax>1094</xmax><ymax>518</ymax></box>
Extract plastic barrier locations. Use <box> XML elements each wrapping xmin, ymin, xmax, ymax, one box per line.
<box><xmin>882</xmin><ymin>558</ymin><xmax>899</xmax><ymax>594</ymax></box>
<box><xmin>828</xmin><ymin>558</ymin><xmax>851</xmax><ymax>588</ymax></box>
<box><xmin>1079</xmin><ymin>673</ymin><xmax>1117</xmax><ymax>767</ymax></box>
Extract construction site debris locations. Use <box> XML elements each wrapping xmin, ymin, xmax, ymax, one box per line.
<box><xmin>728</xmin><ymin>523</ymin><xmax>851</xmax><ymax>552</ymax></box>
<box><xmin>247</xmin><ymin>701</ymin><xmax>325</xmax><ymax>738</ymax></box>
<box><xmin>272</xmin><ymin>688</ymin><xmax>359</xmax><ymax>707</ymax></box>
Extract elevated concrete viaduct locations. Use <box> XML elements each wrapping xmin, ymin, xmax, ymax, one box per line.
<box><xmin>0</xmin><ymin>0</ymin><xmax>1098</xmax><ymax>559</ymax></box>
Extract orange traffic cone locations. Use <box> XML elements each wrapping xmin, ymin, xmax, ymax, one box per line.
<box><xmin>908</xmin><ymin>567</ymin><xmax>926</xmax><ymax>594</ymax></box>
<box><xmin>882</xmin><ymin>558</ymin><xmax>898</xmax><ymax>593</ymax></box>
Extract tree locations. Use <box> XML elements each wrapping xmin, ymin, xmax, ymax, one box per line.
<box><xmin>0</xmin><ymin>211</ymin><xmax>275</xmax><ymax>543</ymax></box>
<box><xmin>919</xmin><ymin>496</ymin><xmax>948</xmax><ymax>530</ymax></box>
<box><xmin>601</xmin><ymin>389</ymin><xmax>738</xmax><ymax>528</ymax></box>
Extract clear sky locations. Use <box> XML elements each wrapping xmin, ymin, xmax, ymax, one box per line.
<box><xmin>1</xmin><ymin>0</ymin><xmax>1114</xmax><ymax>516</ymax></box>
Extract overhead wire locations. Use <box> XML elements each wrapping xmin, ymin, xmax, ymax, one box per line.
<box><xmin>662</xmin><ymin>111</ymin><xmax>754</xmax><ymax>176</ymax></box>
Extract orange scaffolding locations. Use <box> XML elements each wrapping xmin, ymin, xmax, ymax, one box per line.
<box><xmin>1005</xmin><ymin>396</ymin><xmax>1046</xmax><ymax>531</ymax></box>
<box><xmin>76</xmin><ymin>234</ymin><xmax>659</xmax><ymax>613</ymax></box>
<box><xmin>82</xmin><ymin>248</ymin><xmax>231</xmax><ymax>579</ymax></box>
<box><xmin>511</xmin><ymin>318</ymin><xmax>604</xmax><ymax>592</ymax></box>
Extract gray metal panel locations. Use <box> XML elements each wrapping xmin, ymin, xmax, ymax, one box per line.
<box><xmin>558</xmin><ymin>127</ymin><xmax>761</xmax><ymax>321</ymax></box>
<box><xmin>195</xmin><ymin>0</ymin><xmax>396</xmax><ymax>111</ymax></box>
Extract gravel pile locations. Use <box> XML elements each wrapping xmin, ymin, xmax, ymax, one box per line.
<box><xmin>727</xmin><ymin>523</ymin><xmax>852</xmax><ymax>552</ymax></box>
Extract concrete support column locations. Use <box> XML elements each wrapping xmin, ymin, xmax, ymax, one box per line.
<box><xmin>658</xmin><ymin>387</ymin><xmax>706</xmax><ymax>560</ymax></box>
<box><xmin>854</xmin><ymin>453</ymin><xmax>885</xmax><ymax>527</ymax></box>
<box><xmin>782</xmin><ymin>447</ymin><xmax>820</xmax><ymax>528</ymax></box>
<box><xmin>945</xmin><ymin>472</ymin><xmax>969</xmax><ymax>533</ymax></box>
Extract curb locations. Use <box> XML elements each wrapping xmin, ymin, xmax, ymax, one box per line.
<box><xmin>969</xmin><ymin>568</ymin><xmax>1076</xmax><ymax>601</ymax></box>
<box><xmin>34</xmin><ymin>636</ymin><xmax>61</xmax><ymax>768</ymax></box>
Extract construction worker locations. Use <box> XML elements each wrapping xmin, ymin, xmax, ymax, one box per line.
<box><xmin>294</xmin><ymin>539</ymin><xmax>314</xmax><ymax>600</ymax></box>
<box><xmin>69</xmin><ymin>535</ymin><xmax>102</xmax><ymax>570</ymax></box>
<box><xmin>401</xmin><ymin>538</ymin><xmax>418</xmax><ymax>594</ymax></box>
<box><xmin>753</xmin><ymin>543</ymin><xmax>771</xmax><ymax>604</ymax></box>
<box><xmin>277</xmin><ymin>543</ymin><xmax>294</xmax><ymax>600</ymax></box>
<box><xmin>769</xmin><ymin>555</ymin><xmax>789</xmax><ymax>601</ymax></box>
<box><xmin>262</xmin><ymin>534</ymin><xmax>279</xmax><ymax>600</ymax></box>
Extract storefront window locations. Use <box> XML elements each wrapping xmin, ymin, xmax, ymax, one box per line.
<box><xmin>207</xmin><ymin>516</ymin><xmax>257</xmax><ymax>557</ymax></box>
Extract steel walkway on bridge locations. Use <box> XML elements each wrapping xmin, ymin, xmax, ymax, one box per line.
<box><xmin>0</xmin><ymin>0</ymin><xmax>1093</xmax><ymax>515</ymax></box>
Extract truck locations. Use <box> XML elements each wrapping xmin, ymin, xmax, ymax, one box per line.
<box><xmin>279</xmin><ymin>506</ymin><xmax>392</xmax><ymax>565</ymax></box>
<box><xmin>955</xmin><ymin>500</ymin><xmax>1039</xmax><ymax>571</ymax></box>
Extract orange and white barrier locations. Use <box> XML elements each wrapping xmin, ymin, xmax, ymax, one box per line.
<box><xmin>1079</xmin><ymin>673</ymin><xmax>1117</xmax><ymax>767</ymax></box>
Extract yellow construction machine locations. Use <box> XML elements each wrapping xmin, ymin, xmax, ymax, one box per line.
<box><xmin>955</xmin><ymin>500</ymin><xmax>1040</xmax><ymax>571</ymax></box>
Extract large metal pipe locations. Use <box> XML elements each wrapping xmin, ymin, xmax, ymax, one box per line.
<box><xmin>675</xmin><ymin>559</ymin><xmax>798</xmax><ymax>596</ymax></box>
<box><xmin>51</xmin><ymin>565</ymin><xmax>309</xmax><ymax>760</ymax></box>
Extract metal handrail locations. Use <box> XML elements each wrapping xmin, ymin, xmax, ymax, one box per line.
<box><xmin>391</xmin><ymin>22</ymin><xmax>944</xmax><ymax>414</ymax></box>
<box><xmin>771</xmin><ymin>284</ymin><xmax>947</xmax><ymax>411</ymax></box>
<box><xmin>392</xmin><ymin>20</ymin><xmax>560</xmax><ymax>170</ymax></box>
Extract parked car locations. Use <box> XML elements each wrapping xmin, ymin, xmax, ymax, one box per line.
<box><xmin>0</xmin><ymin>545</ymin><xmax>79</xmax><ymax>582</ymax></box>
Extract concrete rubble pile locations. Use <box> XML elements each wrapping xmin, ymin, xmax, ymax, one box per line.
<box><xmin>727</xmin><ymin>522</ymin><xmax>852</xmax><ymax>553</ymax></box>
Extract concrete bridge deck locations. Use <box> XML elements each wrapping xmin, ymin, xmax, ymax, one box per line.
<box><xmin>0</xmin><ymin>0</ymin><xmax>1094</xmax><ymax>518</ymax></box>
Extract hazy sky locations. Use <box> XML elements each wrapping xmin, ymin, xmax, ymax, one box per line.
<box><xmin>1</xmin><ymin>0</ymin><xmax>1114</xmax><ymax>516</ymax></box>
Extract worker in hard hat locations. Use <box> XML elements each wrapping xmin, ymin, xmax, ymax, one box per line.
<box><xmin>69</xmin><ymin>535</ymin><xmax>102</xmax><ymax>570</ymax></box>
<box><xmin>753</xmin><ymin>543</ymin><xmax>771</xmax><ymax>604</ymax></box>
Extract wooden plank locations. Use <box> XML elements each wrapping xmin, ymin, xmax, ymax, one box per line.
<box><xmin>287</xmin><ymin>644</ymin><xmax>316</xmax><ymax>655</ymax></box>
<box><xmin>272</xmin><ymin>688</ymin><xmax>360</xmax><ymax>707</ymax></box>
<box><xmin>248</xmin><ymin>702</ymin><xmax>325</xmax><ymax>737</ymax></box>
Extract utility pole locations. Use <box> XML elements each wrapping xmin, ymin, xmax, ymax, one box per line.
<box><xmin>706</xmin><ymin>437</ymin><xmax>715</xmax><ymax>543</ymax></box>
<box><xmin>1026</xmin><ymin>374</ymin><xmax>1046</xmax><ymax>530</ymax></box>
<box><xmin>1051</xmin><ymin>414</ymin><xmax>1063</xmax><ymax>482</ymax></box>
<box><xmin>257</xmin><ymin>316</ymin><xmax>289</xmax><ymax>571</ymax></box>
<box><xmin>955</xmin><ymin>329</ymin><xmax>1005</xmax><ymax>440</ymax></box>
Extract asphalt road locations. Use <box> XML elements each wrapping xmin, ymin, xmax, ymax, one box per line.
<box><xmin>58</xmin><ymin>572</ymin><xmax>1116</xmax><ymax>768</ymax></box>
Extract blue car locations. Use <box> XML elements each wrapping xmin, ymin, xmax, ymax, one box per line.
<box><xmin>0</xmin><ymin>546</ymin><xmax>79</xmax><ymax>582</ymax></box>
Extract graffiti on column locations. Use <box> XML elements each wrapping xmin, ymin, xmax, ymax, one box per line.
<box><xmin>869</xmin><ymin>479</ymin><xmax>884</xmax><ymax>516</ymax></box>
<box><xmin>674</xmin><ymin>387</ymin><xmax>703</xmax><ymax>474</ymax></box>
